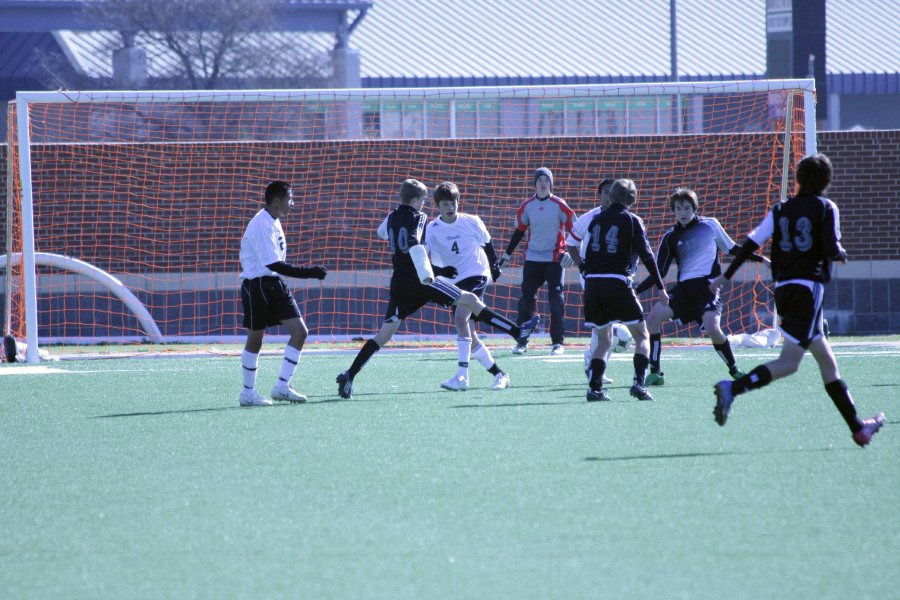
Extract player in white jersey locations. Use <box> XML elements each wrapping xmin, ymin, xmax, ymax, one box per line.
<box><xmin>238</xmin><ymin>180</ymin><xmax>327</xmax><ymax>407</ymax></box>
<box><xmin>426</xmin><ymin>182</ymin><xmax>509</xmax><ymax>391</ymax></box>
<box><xmin>566</xmin><ymin>178</ymin><xmax>616</xmax><ymax>384</ymax></box>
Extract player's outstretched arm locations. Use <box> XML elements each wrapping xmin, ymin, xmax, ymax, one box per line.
<box><xmin>267</xmin><ymin>261</ymin><xmax>328</xmax><ymax>280</ymax></box>
<box><xmin>729</xmin><ymin>244</ymin><xmax>769</xmax><ymax>265</ymax></box>
<box><xmin>712</xmin><ymin>238</ymin><xmax>761</xmax><ymax>292</ymax></box>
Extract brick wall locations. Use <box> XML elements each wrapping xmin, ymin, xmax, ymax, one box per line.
<box><xmin>818</xmin><ymin>130</ymin><xmax>900</xmax><ymax>260</ymax></box>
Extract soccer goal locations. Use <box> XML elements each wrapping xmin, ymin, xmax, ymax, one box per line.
<box><xmin>3</xmin><ymin>80</ymin><xmax>815</xmax><ymax>361</ymax></box>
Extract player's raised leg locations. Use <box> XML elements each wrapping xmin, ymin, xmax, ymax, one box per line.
<box><xmin>458</xmin><ymin>292</ymin><xmax>539</xmax><ymax>341</ymax></box>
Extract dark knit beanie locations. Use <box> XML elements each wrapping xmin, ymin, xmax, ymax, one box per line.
<box><xmin>534</xmin><ymin>167</ymin><xmax>553</xmax><ymax>188</ymax></box>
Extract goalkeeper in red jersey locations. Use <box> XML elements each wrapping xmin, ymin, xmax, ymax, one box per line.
<box><xmin>709</xmin><ymin>153</ymin><xmax>884</xmax><ymax>446</ymax></box>
<box><xmin>336</xmin><ymin>179</ymin><xmax>537</xmax><ymax>400</ymax></box>
<box><xmin>237</xmin><ymin>180</ymin><xmax>327</xmax><ymax>407</ymax></box>
<box><xmin>498</xmin><ymin>167</ymin><xmax>575</xmax><ymax>356</ymax></box>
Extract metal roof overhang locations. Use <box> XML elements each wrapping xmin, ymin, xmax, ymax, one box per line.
<box><xmin>828</xmin><ymin>73</ymin><xmax>900</xmax><ymax>95</ymax></box>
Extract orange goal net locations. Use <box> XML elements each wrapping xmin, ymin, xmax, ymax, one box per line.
<box><xmin>3</xmin><ymin>81</ymin><xmax>814</xmax><ymax>358</ymax></box>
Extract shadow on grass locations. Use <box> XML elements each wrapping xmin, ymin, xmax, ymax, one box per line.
<box><xmin>451</xmin><ymin>401</ymin><xmax>565</xmax><ymax>409</ymax></box>
<box><xmin>584</xmin><ymin>447</ymin><xmax>839</xmax><ymax>462</ymax></box>
<box><xmin>92</xmin><ymin>400</ymin><xmax>340</xmax><ymax>418</ymax></box>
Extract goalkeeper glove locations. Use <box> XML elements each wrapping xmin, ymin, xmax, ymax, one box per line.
<box><xmin>433</xmin><ymin>265</ymin><xmax>458</xmax><ymax>279</ymax></box>
<box><xmin>560</xmin><ymin>253</ymin><xmax>574</xmax><ymax>268</ymax></box>
<box><xmin>301</xmin><ymin>266</ymin><xmax>328</xmax><ymax>280</ymax></box>
<box><xmin>497</xmin><ymin>252</ymin><xmax>512</xmax><ymax>270</ymax></box>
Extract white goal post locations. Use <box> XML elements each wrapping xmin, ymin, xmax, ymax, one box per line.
<box><xmin>8</xmin><ymin>79</ymin><xmax>816</xmax><ymax>362</ymax></box>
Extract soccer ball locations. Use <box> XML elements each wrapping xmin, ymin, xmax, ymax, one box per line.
<box><xmin>611</xmin><ymin>323</ymin><xmax>633</xmax><ymax>353</ymax></box>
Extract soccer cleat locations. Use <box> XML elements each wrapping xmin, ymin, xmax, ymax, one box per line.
<box><xmin>645</xmin><ymin>372</ymin><xmax>665</xmax><ymax>386</ymax></box>
<box><xmin>852</xmin><ymin>412</ymin><xmax>885</xmax><ymax>447</ymax></box>
<box><xmin>729</xmin><ymin>366</ymin><xmax>746</xmax><ymax>380</ymax></box>
<box><xmin>602</xmin><ymin>374</ymin><xmax>613</xmax><ymax>384</ymax></box>
<box><xmin>336</xmin><ymin>371</ymin><xmax>353</xmax><ymax>399</ymax></box>
<box><xmin>512</xmin><ymin>341</ymin><xmax>528</xmax><ymax>355</ymax></box>
<box><xmin>713</xmin><ymin>380</ymin><xmax>734</xmax><ymax>426</ymax></box>
<box><xmin>629</xmin><ymin>383</ymin><xmax>654</xmax><ymax>401</ymax></box>
<box><xmin>239</xmin><ymin>388</ymin><xmax>272</xmax><ymax>407</ymax></box>
<box><xmin>518</xmin><ymin>314</ymin><xmax>541</xmax><ymax>341</ymax></box>
<box><xmin>492</xmin><ymin>372</ymin><xmax>510</xmax><ymax>390</ymax></box>
<box><xmin>586</xmin><ymin>388</ymin><xmax>611</xmax><ymax>402</ymax></box>
<box><xmin>271</xmin><ymin>385</ymin><xmax>307</xmax><ymax>403</ymax></box>
<box><xmin>440</xmin><ymin>374</ymin><xmax>469</xmax><ymax>391</ymax></box>
<box><xmin>550</xmin><ymin>344</ymin><xmax>565</xmax><ymax>356</ymax></box>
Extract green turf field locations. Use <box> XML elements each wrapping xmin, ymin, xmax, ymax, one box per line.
<box><xmin>1</xmin><ymin>340</ymin><xmax>897</xmax><ymax>599</ymax></box>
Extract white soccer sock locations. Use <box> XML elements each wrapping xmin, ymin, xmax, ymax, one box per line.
<box><xmin>471</xmin><ymin>342</ymin><xmax>496</xmax><ymax>369</ymax></box>
<box><xmin>241</xmin><ymin>350</ymin><xmax>259</xmax><ymax>391</ymax></box>
<box><xmin>589</xmin><ymin>328</ymin><xmax>600</xmax><ymax>356</ymax></box>
<box><xmin>277</xmin><ymin>346</ymin><xmax>302</xmax><ymax>388</ymax></box>
<box><xmin>457</xmin><ymin>337</ymin><xmax>472</xmax><ymax>377</ymax></box>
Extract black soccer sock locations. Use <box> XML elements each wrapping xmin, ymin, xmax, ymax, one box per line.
<box><xmin>731</xmin><ymin>365</ymin><xmax>773</xmax><ymax>395</ymax></box>
<box><xmin>649</xmin><ymin>334</ymin><xmax>662</xmax><ymax>372</ymax></box>
<box><xmin>348</xmin><ymin>339</ymin><xmax>380</xmax><ymax>378</ymax></box>
<box><xmin>474</xmin><ymin>307</ymin><xmax>519</xmax><ymax>339</ymax></box>
<box><xmin>488</xmin><ymin>364</ymin><xmax>502</xmax><ymax>376</ymax></box>
<box><xmin>713</xmin><ymin>340</ymin><xmax>738</xmax><ymax>370</ymax></box>
<box><xmin>633</xmin><ymin>352</ymin><xmax>649</xmax><ymax>386</ymax></box>
<box><xmin>589</xmin><ymin>358</ymin><xmax>607</xmax><ymax>389</ymax></box>
<box><xmin>825</xmin><ymin>379</ymin><xmax>862</xmax><ymax>432</ymax></box>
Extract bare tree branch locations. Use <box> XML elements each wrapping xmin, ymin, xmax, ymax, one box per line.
<box><xmin>81</xmin><ymin>0</ymin><xmax>331</xmax><ymax>90</ymax></box>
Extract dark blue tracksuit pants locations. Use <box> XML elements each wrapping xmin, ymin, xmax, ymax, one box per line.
<box><xmin>516</xmin><ymin>260</ymin><xmax>565</xmax><ymax>345</ymax></box>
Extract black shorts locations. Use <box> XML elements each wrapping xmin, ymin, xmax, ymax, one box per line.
<box><xmin>241</xmin><ymin>276</ymin><xmax>301</xmax><ymax>330</ymax></box>
<box><xmin>583</xmin><ymin>277</ymin><xmax>644</xmax><ymax>328</ymax></box>
<box><xmin>454</xmin><ymin>275</ymin><xmax>489</xmax><ymax>298</ymax></box>
<box><xmin>775</xmin><ymin>282</ymin><xmax>825</xmax><ymax>349</ymax></box>
<box><xmin>384</xmin><ymin>275</ymin><xmax>462</xmax><ymax>322</ymax></box>
<box><xmin>669</xmin><ymin>277</ymin><xmax>722</xmax><ymax>325</ymax></box>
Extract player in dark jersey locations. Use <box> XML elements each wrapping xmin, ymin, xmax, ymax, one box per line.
<box><xmin>709</xmin><ymin>153</ymin><xmax>884</xmax><ymax>446</ymax></box>
<box><xmin>635</xmin><ymin>188</ymin><xmax>768</xmax><ymax>385</ymax></box>
<box><xmin>336</xmin><ymin>179</ymin><xmax>538</xmax><ymax>399</ymax></box>
<box><xmin>579</xmin><ymin>178</ymin><xmax>667</xmax><ymax>402</ymax></box>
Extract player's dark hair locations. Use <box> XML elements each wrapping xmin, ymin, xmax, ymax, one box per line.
<box><xmin>265</xmin><ymin>180</ymin><xmax>291</xmax><ymax>204</ymax></box>
<box><xmin>596</xmin><ymin>178</ymin><xmax>614</xmax><ymax>198</ymax></box>
<box><xmin>434</xmin><ymin>181</ymin><xmax>460</xmax><ymax>204</ymax></box>
<box><xmin>399</xmin><ymin>178</ymin><xmax>428</xmax><ymax>204</ymax></box>
<box><xmin>609</xmin><ymin>178</ymin><xmax>637</xmax><ymax>206</ymax></box>
<box><xmin>669</xmin><ymin>187</ymin><xmax>698</xmax><ymax>212</ymax></box>
<box><xmin>796</xmin><ymin>153</ymin><xmax>833</xmax><ymax>196</ymax></box>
